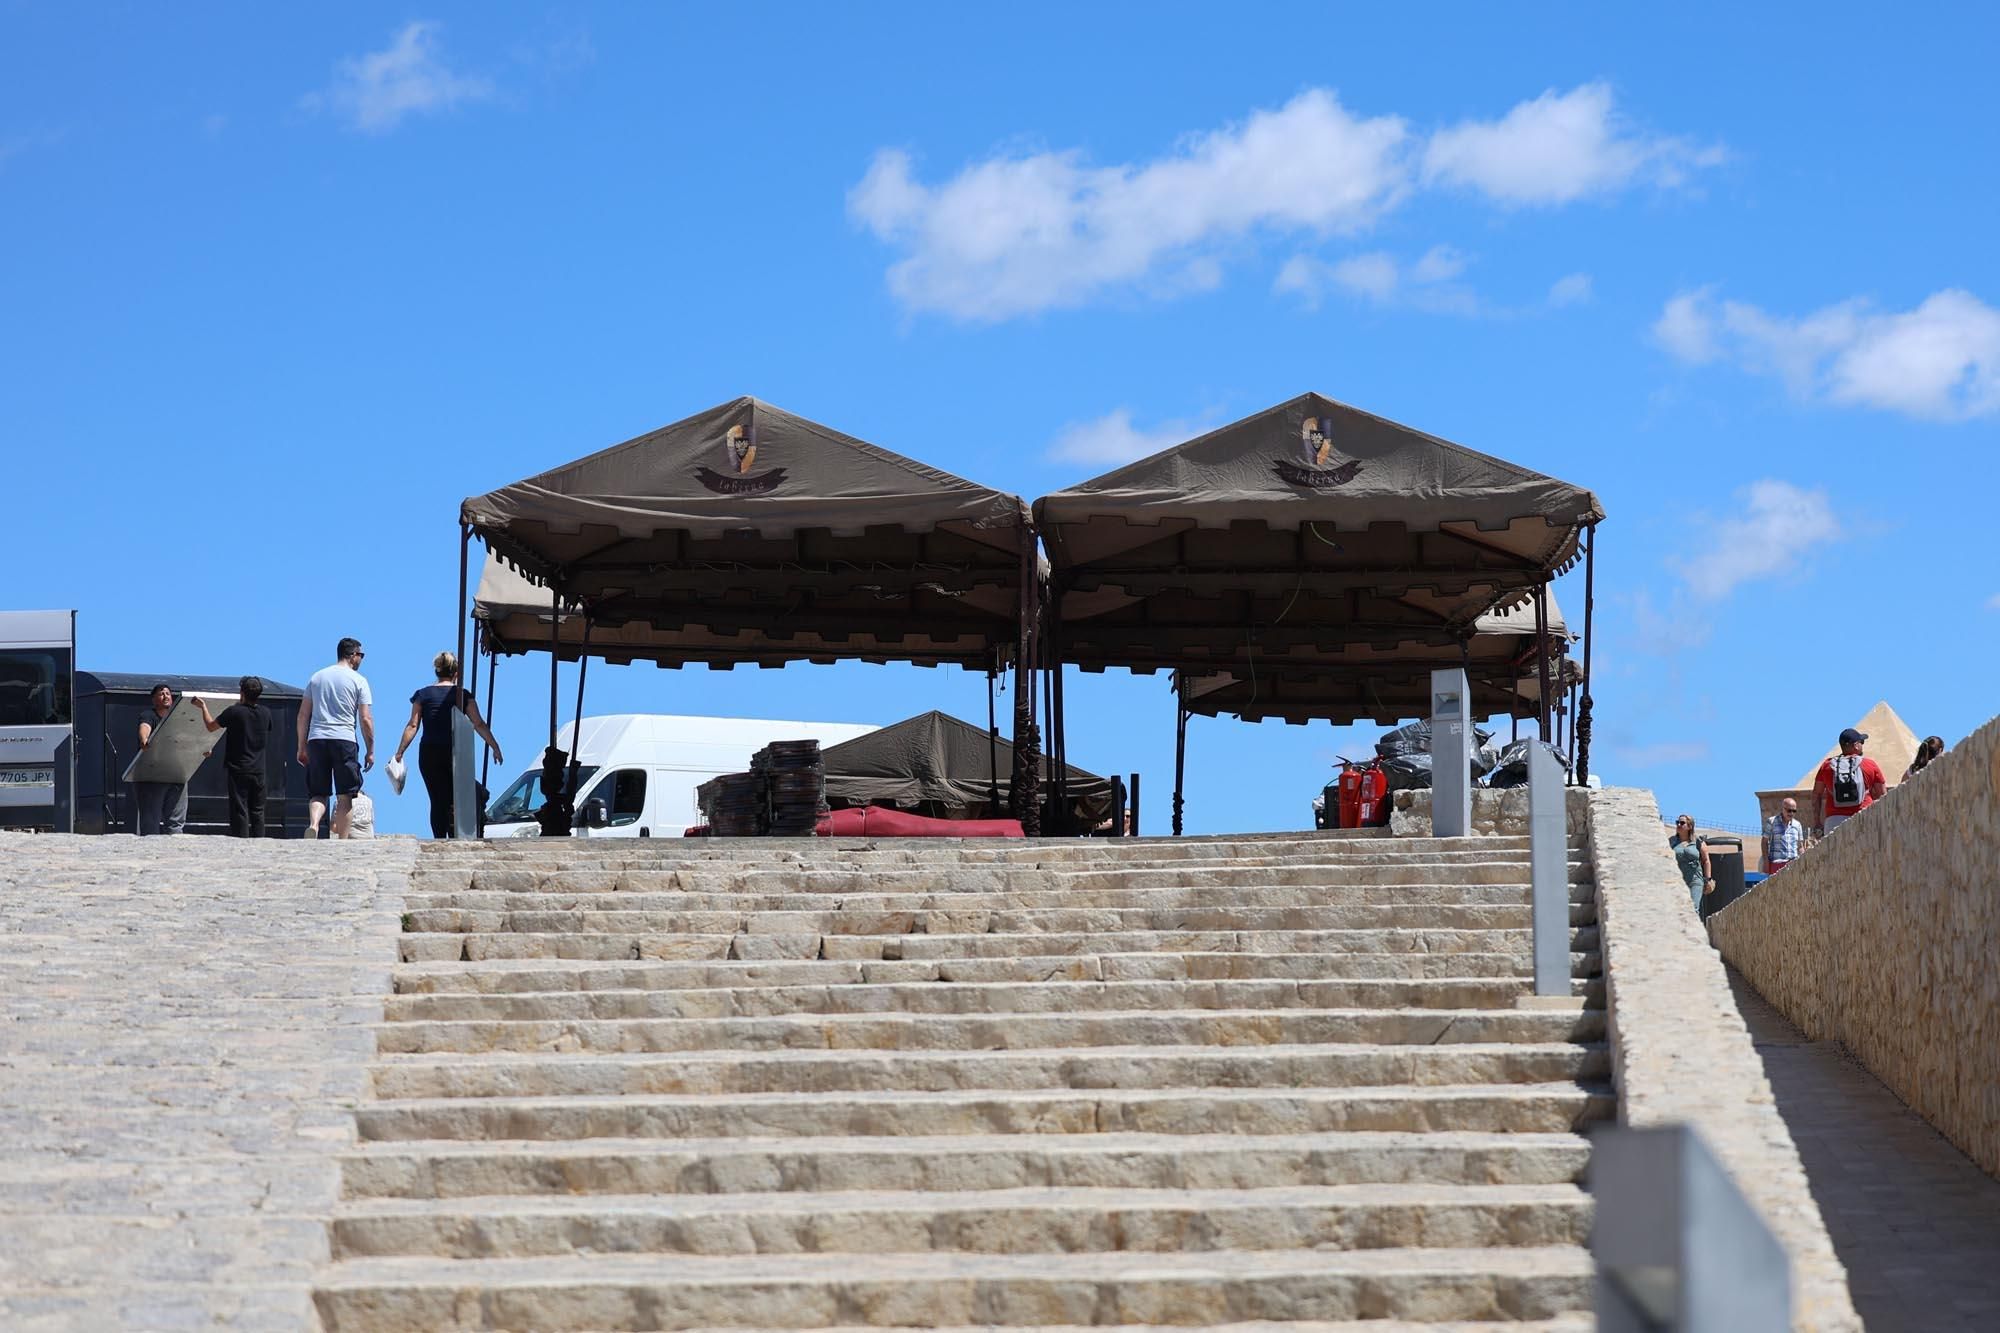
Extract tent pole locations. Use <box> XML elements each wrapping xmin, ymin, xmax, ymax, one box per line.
<box><xmin>1534</xmin><ymin>579</ymin><xmax>1553</xmax><ymax>745</ymax></box>
<box><xmin>1576</xmin><ymin>523</ymin><xmax>1597</xmax><ymax>785</ymax></box>
<box><xmin>986</xmin><ymin>659</ymin><xmax>1000</xmax><ymax>813</ymax></box>
<box><xmin>547</xmin><ymin>580</ymin><xmax>561</xmax><ymax>748</ymax></box>
<box><xmin>455</xmin><ymin>523</ymin><xmax>470</xmax><ymax>710</ymax></box>
<box><xmin>1172</xmin><ymin>672</ymin><xmax>1187</xmax><ymax>838</ymax></box>
<box><xmin>566</xmin><ymin>609</ymin><xmax>592</xmax><ymax>805</ymax></box>
<box><xmin>1012</xmin><ymin>532</ymin><xmax>1040</xmax><ymax>836</ymax></box>
<box><xmin>1048</xmin><ymin>580</ymin><xmax>1068</xmax><ymax>833</ymax></box>
<box><xmin>479</xmin><ymin>627</ymin><xmax>497</xmax><ymax>794</ymax></box>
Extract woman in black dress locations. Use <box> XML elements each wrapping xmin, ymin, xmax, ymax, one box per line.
<box><xmin>392</xmin><ymin>652</ymin><xmax>504</xmax><ymax>838</ymax></box>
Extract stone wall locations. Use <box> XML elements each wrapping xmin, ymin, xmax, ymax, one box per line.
<box><xmin>1390</xmin><ymin>786</ymin><xmax>1590</xmax><ymax>837</ymax></box>
<box><xmin>1709</xmin><ymin>713</ymin><xmax>2000</xmax><ymax>1180</ymax></box>
<box><xmin>0</xmin><ymin>834</ymin><xmax>414</xmax><ymax>1329</ymax></box>
<box><xmin>1586</xmin><ymin>787</ymin><xmax>1859</xmax><ymax>1332</ymax></box>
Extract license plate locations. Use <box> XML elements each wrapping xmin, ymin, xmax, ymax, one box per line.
<box><xmin>0</xmin><ymin>768</ymin><xmax>53</xmax><ymax>788</ymax></box>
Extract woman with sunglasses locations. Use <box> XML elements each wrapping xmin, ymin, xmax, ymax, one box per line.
<box><xmin>1670</xmin><ymin>814</ymin><xmax>1713</xmax><ymax>909</ymax></box>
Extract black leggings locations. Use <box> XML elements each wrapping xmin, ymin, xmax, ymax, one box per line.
<box><xmin>418</xmin><ymin>745</ymin><xmax>455</xmax><ymax>839</ymax></box>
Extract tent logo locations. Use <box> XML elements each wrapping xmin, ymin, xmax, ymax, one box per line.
<box><xmin>1272</xmin><ymin>416</ymin><xmax>1362</xmax><ymax>488</ymax></box>
<box><xmin>695</xmin><ymin>423</ymin><xmax>789</xmax><ymax>494</ymax></box>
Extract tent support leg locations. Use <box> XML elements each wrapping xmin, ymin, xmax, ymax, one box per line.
<box><xmin>1172</xmin><ymin>672</ymin><xmax>1188</xmax><ymax>838</ymax></box>
<box><xmin>455</xmin><ymin>524</ymin><xmax>470</xmax><ymax>705</ymax></box>
<box><xmin>1577</xmin><ymin>523</ymin><xmax>1597</xmax><ymax>785</ymax></box>
<box><xmin>565</xmin><ymin>611</ymin><xmax>592</xmax><ymax>809</ymax></box>
<box><xmin>1534</xmin><ymin>579</ymin><xmax>1553</xmax><ymax>745</ymax></box>
<box><xmin>986</xmin><ymin>660</ymin><xmax>1000</xmax><ymax>814</ymax></box>
<box><xmin>479</xmin><ymin>628</ymin><xmax>498</xmax><ymax>794</ymax></box>
<box><xmin>1011</xmin><ymin>536</ymin><xmax>1041</xmax><ymax>836</ymax></box>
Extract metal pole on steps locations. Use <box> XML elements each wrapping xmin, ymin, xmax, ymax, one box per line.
<box><xmin>1592</xmin><ymin>1126</ymin><xmax>1791</xmax><ymax>1331</ymax></box>
<box><xmin>1430</xmin><ymin>668</ymin><xmax>1471</xmax><ymax>838</ymax></box>
<box><xmin>1577</xmin><ymin>521</ymin><xmax>1597</xmax><ymax>785</ymax></box>
<box><xmin>1527</xmin><ymin>737</ymin><xmax>1568</xmax><ymax>996</ymax></box>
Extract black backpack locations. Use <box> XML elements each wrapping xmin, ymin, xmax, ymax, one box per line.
<box><xmin>1831</xmin><ymin>754</ymin><xmax>1863</xmax><ymax>806</ymax></box>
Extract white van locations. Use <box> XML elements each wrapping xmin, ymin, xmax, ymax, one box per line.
<box><xmin>483</xmin><ymin>713</ymin><xmax>878</xmax><ymax>839</ymax></box>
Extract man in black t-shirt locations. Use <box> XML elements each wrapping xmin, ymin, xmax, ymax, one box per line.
<box><xmin>195</xmin><ymin>676</ymin><xmax>271</xmax><ymax>838</ymax></box>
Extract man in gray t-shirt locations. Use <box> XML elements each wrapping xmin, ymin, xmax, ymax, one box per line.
<box><xmin>296</xmin><ymin>636</ymin><xmax>375</xmax><ymax>838</ymax></box>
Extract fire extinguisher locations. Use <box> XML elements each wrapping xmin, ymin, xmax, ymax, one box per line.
<box><xmin>1337</xmin><ymin>762</ymin><xmax>1365</xmax><ymax>829</ymax></box>
<box><xmin>1356</xmin><ymin>763</ymin><xmax>1389</xmax><ymax>827</ymax></box>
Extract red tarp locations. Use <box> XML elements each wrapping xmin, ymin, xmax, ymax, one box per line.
<box><xmin>816</xmin><ymin>806</ymin><xmax>1024</xmax><ymax>839</ymax></box>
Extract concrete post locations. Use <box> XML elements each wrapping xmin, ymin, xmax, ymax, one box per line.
<box><xmin>1594</xmin><ymin>1126</ymin><xmax>1791</xmax><ymax>1332</ymax></box>
<box><xmin>451</xmin><ymin>710</ymin><xmax>478</xmax><ymax>840</ymax></box>
<box><xmin>1429</xmin><ymin>668</ymin><xmax>1472</xmax><ymax>838</ymax></box>
<box><xmin>1528</xmin><ymin>739</ymin><xmax>1567</xmax><ymax>996</ymax></box>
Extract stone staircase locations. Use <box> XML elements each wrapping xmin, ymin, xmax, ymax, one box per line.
<box><xmin>313</xmin><ymin>831</ymin><xmax>1609</xmax><ymax>1331</ymax></box>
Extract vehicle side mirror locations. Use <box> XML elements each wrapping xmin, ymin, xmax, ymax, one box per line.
<box><xmin>580</xmin><ymin>798</ymin><xmax>609</xmax><ymax>829</ymax></box>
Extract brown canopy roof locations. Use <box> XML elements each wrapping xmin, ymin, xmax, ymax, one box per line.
<box><xmin>1034</xmin><ymin>393</ymin><xmax>1601</xmax><ymax>673</ymax></box>
<box><xmin>1176</xmin><ymin>587</ymin><xmax>1578</xmax><ymax>725</ymax></box>
<box><xmin>462</xmin><ymin>397</ymin><xmax>1031</xmax><ymax>668</ymax></box>
<box><xmin>820</xmin><ymin>709</ymin><xmax>1116</xmax><ymax>823</ymax></box>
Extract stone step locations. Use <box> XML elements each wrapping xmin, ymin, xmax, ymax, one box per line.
<box><xmin>435</xmin><ymin>862</ymin><xmax>1590</xmax><ymax>897</ymax></box>
<box><xmin>401</xmin><ymin>903</ymin><xmax>1572</xmax><ymax>936</ymax></box>
<box><xmin>383</xmin><ymin>975</ymin><xmax>1604</xmax><ymax>1023</ymax></box>
<box><xmin>412</xmin><ymin>832</ymin><xmax>1536</xmax><ymax>866</ymax></box>
<box><xmin>403</xmin><ymin>881</ymin><xmax>1602</xmax><ymax>912</ymax></box>
<box><xmin>340</xmin><ymin>1129</ymin><xmax>1592</xmax><ymax>1200</ymax></box>
<box><xmin>370</xmin><ymin>1042</ymin><xmax>1609</xmax><ymax>1100</ymax></box>
<box><xmin>310</xmin><ymin>1245</ymin><xmax>1593</xmax><ymax>1329</ymax></box>
<box><xmin>394</xmin><ymin>950</ymin><xmax>1602</xmax><ymax>994</ymax></box>
<box><xmin>656</xmin><ymin>1323</ymin><xmax>1594</xmax><ymax>1333</ymax></box>
<box><xmin>355</xmin><ymin>1083</ymin><xmax>1616</xmax><ymax>1142</ymax></box>
<box><xmin>374</xmin><ymin>1006</ymin><xmax>1604</xmax><ymax>1056</ymax></box>
<box><xmin>400</xmin><ymin>925</ymin><xmax>1603</xmax><ymax>964</ymax></box>
<box><xmin>330</xmin><ymin>1182</ymin><xmax>1594</xmax><ymax>1260</ymax></box>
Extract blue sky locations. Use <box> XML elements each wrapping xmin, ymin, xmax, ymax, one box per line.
<box><xmin>5</xmin><ymin>4</ymin><xmax>1997</xmax><ymax>837</ymax></box>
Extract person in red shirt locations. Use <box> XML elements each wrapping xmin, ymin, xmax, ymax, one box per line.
<box><xmin>1812</xmin><ymin>727</ymin><xmax>1887</xmax><ymax>837</ymax></box>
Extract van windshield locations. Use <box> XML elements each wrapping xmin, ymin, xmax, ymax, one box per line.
<box><xmin>486</xmin><ymin>766</ymin><xmax>599</xmax><ymax>825</ymax></box>
<box><xmin>0</xmin><ymin>648</ymin><xmax>71</xmax><ymax>727</ymax></box>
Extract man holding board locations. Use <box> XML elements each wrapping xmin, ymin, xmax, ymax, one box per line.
<box><xmin>134</xmin><ymin>682</ymin><xmax>188</xmax><ymax>835</ymax></box>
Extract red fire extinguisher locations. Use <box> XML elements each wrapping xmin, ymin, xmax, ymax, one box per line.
<box><xmin>1356</xmin><ymin>763</ymin><xmax>1389</xmax><ymax>827</ymax></box>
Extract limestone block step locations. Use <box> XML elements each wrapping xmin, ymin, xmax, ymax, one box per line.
<box><xmin>330</xmin><ymin>1182</ymin><xmax>1593</xmax><ymax>1259</ymax></box>
<box><xmin>369</xmin><ymin>1042</ymin><xmax>1609</xmax><ymax>1099</ymax></box>
<box><xmin>404</xmin><ymin>881</ymin><xmax>1601</xmax><ymax>913</ymax></box>
<box><xmin>340</xmin><ymin>1129</ymin><xmax>1592</xmax><ymax>1201</ymax></box>
<box><xmin>662</xmin><ymin>1322</ymin><xmax>1594</xmax><ymax>1333</ymax></box>
<box><xmin>310</xmin><ymin>1245</ymin><xmax>1594</xmax><ymax>1330</ymax></box>
<box><xmin>373</xmin><ymin>1006</ymin><xmax>1605</xmax><ymax>1056</ymax></box>
<box><xmin>355</xmin><ymin>1083</ymin><xmax>1616</xmax><ymax>1142</ymax></box>
<box><xmin>401</xmin><ymin>903</ymin><xmax>1547</xmax><ymax>936</ymax></box>
<box><xmin>383</xmin><ymin>975</ymin><xmax>1602</xmax><ymax>1023</ymax></box>
<box><xmin>583</xmin><ymin>862</ymin><xmax>1581</xmax><ymax>895</ymax></box>
<box><xmin>393</xmin><ymin>949</ymin><xmax>1601</xmax><ymax>994</ymax></box>
<box><xmin>401</xmin><ymin>925</ymin><xmax>1603</xmax><ymax>964</ymax></box>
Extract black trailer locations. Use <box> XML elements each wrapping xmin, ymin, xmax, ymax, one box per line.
<box><xmin>75</xmin><ymin>672</ymin><xmax>313</xmax><ymax>838</ymax></box>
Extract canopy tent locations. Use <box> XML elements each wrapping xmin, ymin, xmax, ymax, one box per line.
<box><xmin>820</xmin><ymin>709</ymin><xmax>1116</xmax><ymax>826</ymax></box>
<box><xmin>1035</xmin><ymin>392</ymin><xmax>1603</xmax><ymax>669</ymax></box>
<box><xmin>1178</xmin><ymin>587</ymin><xmax>1577</xmax><ymax>726</ymax></box>
<box><xmin>1031</xmin><ymin>393</ymin><xmax>1603</xmax><ymax>830</ymax></box>
<box><xmin>462</xmin><ymin>397</ymin><xmax>1033</xmax><ymax>668</ymax></box>
<box><xmin>454</xmin><ymin>397</ymin><xmax>1046</xmax><ymax>833</ymax></box>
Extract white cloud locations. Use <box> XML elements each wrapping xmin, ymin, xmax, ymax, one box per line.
<box><xmin>1612</xmin><ymin>740</ymin><xmax>1711</xmax><ymax>769</ymax></box>
<box><xmin>1547</xmin><ymin>272</ymin><xmax>1593</xmax><ymax>307</ymax></box>
<box><xmin>1274</xmin><ymin>247</ymin><xmax>1479</xmax><ymax>315</ymax></box>
<box><xmin>854</xmin><ymin>84</ymin><xmax>1714</xmax><ymax>321</ymax></box>
<box><xmin>1422</xmin><ymin>82</ymin><xmax>1723</xmax><ymax>206</ymax></box>
<box><xmin>304</xmin><ymin>21</ymin><xmax>492</xmax><ymax>134</ymax></box>
<box><xmin>1656</xmin><ymin>287</ymin><xmax>2000</xmax><ymax>421</ymax></box>
<box><xmin>1674</xmin><ymin>480</ymin><xmax>1841</xmax><ymax>600</ymax></box>
<box><xmin>1046</xmin><ymin>408</ymin><xmax>1208</xmax><ymax>464</ymax></box>
<box><xmin>1411</xmin><ymin>244</ymin><xmax>1468</xmax><ymax>284</ymax></box>
<box><xmin>851</xmin><ymin>90</ymin><xmax>1409</xmax><ymax>321</ymax></box>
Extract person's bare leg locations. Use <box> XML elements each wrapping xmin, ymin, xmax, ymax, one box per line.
<box><xmin>332</xmin><ymin>793</ymin><xmax>354</xmax><ymax>839</ymax></box>
<box><xmin>307</xmin><ymin>798</ymin><xmax>327</xmax><ymax>838</ymax></box>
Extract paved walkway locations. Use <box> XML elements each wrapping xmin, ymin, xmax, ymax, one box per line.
<box><xmin>1729</xmin><ymin>967</ymin><xmax>2000</xmax><ymax>1332</ymax></box>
